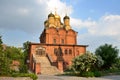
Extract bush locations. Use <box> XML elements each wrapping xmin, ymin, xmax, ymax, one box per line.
<box><xmin>80</xmin><ymin>71</ymin><xmax>102</xmax><ymax>77</ymax></box>
<box><xmin>19</xmin><ymin>64</ymin><xmax>28</xmax><ymax>73</ymax></box>
<box><xmin>81</xmin><ymin>71</ymin><xmax>94</xmax><ymax>77</ymax></box>
<box><xmin>11</xmin><ymin>73</ymin><xmax>38</xmax><ymax>80</ymax></box>
<box><xmin>93</xmin><ymin>71</ymin><xmax>102</xmax><ymax>77</ymax></box>
<box><xmin>72</xmin><ymin>52</ymin><xmax>104</xmax><ymax>74</ymax></box>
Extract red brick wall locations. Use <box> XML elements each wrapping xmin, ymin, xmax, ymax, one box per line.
<box><xmin>29</xmin><ymin>28</ymin><xmax>87</xmax><ymax>73</ymax></box>
<box><xmin>35</xmin><ymin>63</ymin><xmax>41</xmax><ymax>74</ymax></box>
<box><xmin>29</xmin><ymin>44</ymin><xmax>87</xmax><ymax>70</ymax></box>
<box><xmin>40</xmin><ymin>28</ymin><xmax>77</xmax><ymax>45</ymax></box>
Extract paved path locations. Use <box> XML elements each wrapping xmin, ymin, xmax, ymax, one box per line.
<box><xmin>0</xmin><ymin>77</ymin><xmax>32</xmax><ymax>80</ymax></box>
<box><xmin>38</xmin><ymin>75</ymin><xmax>120</xmax><ymax>80</ymax></box>
<box><xmin>0</xmin><ymin>75</ymin><xmax>120</xmax><ymax>80</ymax></box>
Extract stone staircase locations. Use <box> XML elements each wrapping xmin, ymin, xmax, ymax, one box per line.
<box><xmin>35</xmin><ymin>56</ymin><xmax>60</xmax><ymax>75</ymax></box>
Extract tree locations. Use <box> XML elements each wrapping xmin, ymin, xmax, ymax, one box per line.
<box><xmin>0</xmin><ymin>36</ymin><xmax>3</xmax><ymax>50</ymax></box>
<box><xmin>0</xmin><ymin>36</ymin><xmax>11</xmax><ymax>75</ymax></box>
<box><xmin>23</xmin><ymin>41</ymin><xmax>31</xmax><ymax>63</ymax></box>
<box><xmin>95</xmin><ymin>44</ymin><xmax>119</xmax><ymax>69</ymax></box>
<box><xmin>5</xmin><ymin>46</ymin><xmax>24</xmax><ymax>60</ymax></box>
<box><xmin>23</xmin><ymin>41</ymin><xmax>30</xmax><ymax>53</ymax></box>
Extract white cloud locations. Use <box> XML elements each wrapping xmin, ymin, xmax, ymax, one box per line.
<box><xmin>71</xmin><ymin>14</ymin><xmax>120</xmax><ymax>37</ymax></box>
<box><xmin>90</xmin><ymin>15</ymin><xmax>120</xmax><ymax>36</ymax></box>
<box><xmin>0</xmin><ymin>0</ymin><xmax>73</xmax><ymax>33</ymax></box>
<box><xmin>46</xmin><ymin>0</ymin><xmax>73</xmax><ymax>18</ymax></box>
<box><xmin>71</xmin><ymin>17</ymin><xmax>96</xmax><ymax>29</ymax></box>
<box><xmin>36</xmin><ymin>0</ymin><xmax>73</xmax><ymax>18</ymax></box>
<box><xmin>73</xmin><ymin>14</ymin><xmax>120</xmax><ymax>52</ymax></box>
<box><xmin>18</xmin><ymin>8</ymin><xmax>29</xmax><ymax>15</ymax></box>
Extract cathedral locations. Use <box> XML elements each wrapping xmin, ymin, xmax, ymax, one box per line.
<box><xmin>28</xmin><ymin>12</ymin><xmax>88</xmax><ymax>74</ymax></box>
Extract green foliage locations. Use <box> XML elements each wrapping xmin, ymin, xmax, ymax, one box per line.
<box><xmin>95</xmin><ymin>44</ymin><xmax>119</xmax><ymax>69</ymax></box>
<box><xmin>72</xmin><ymin>52</ymin><xmax>103</xmax><ymax>73</ymax></box>
<box><xmin>71</xmin><ymin>51</ymin><xmax>104</xmax><ymax>77</ymax></box>
<box><xmin>0</xmin><ymin>36</ymin><xmax>29</xmax><ymax>75</ymax></box>
<box><xmin>81</xmin><ymin>71</ymin><xmax>94</xmax><ymax>77</ymax></box>
<box><xmin>19</xmin><ymin>64</ymin><xmax>28</xmax><ymax>73</ymax></box>
<box><xmin>95</xmin><ymin>55</ymin><xmax>104</xmax><ymax>69</ymax></box>
<box><xmin>0</xmin><ymin>36</ymin><xmax>3</xmax><ymax>51</ymax></box>
<box><xmin>0</xmin><ymin>36</ymin><xmax>33</xmax><ymax>78</ymax></box>
<box><xmin>23</xmin><ymin>41</ymin><xmax>30</xmax><ymax>63</ymax></box>
<box><xmin>0</xmin><ymin>52</ymin><xmax>11</xmax><ymax>75</ymax></box>
<box><xmin>109</xmin><ymin>57</ymin><xmax>120</xmax><ymax>72</ymax></box>
<box><xmin>0</xmin><ymin>36</ymin><xmax>11</xmax><ymax>75</ymax></box>
<box><xmin>5</xmin><ymin>46</ymin><xmax>24</xmax><ymax>60</ymax></box>
<box><xmin>23</xmin><ymin>41</ymin><xmax>30</xmax><ymax>54</ymax></box>
<box><xmin>93</xmin><ymin>71</ymin><xmax>102</xmax><ymax>77</ymax></box>
<box><xmin>11</xmin><ymin>73</ymin><xmax>38</xmax><ymax>80</ymax></box>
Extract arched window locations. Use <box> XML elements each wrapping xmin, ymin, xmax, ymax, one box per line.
<box><xmin>36</xmin><ymin>47</ymin><xmax>45</xmax><ymax>56</ymax></box>
<box><xmin>69</xmin><ymin>49</ymin><xmax>72</xmax><ymax>54</ymax></box>
<box><xmin>53</xmin><ymin>39</ymin><xmax>56</xmax><ymax>44</ymax></box>
<box><xmin>36</xmin><ymin>49</ymin><xmax>43</xmax><ymax>55</ymax></box>
<box><xmin>61</xmin><ymin>39</ymin><xmax>64</xmax><ymax>44</ymax></box>
<box><xmin>64</xmin><ymin>49</ymin><xmax>68</xmax><ymax>54</ymax></box>
<box><xmin>54</xmin><ymin>48</ymin><xmax>58</xmax><ymax>55</ymax></box>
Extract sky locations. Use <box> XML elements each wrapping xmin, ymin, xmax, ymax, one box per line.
<box><xmin>0</xmin><ymin>0</ymin><xmax>120</xmax><ymax>53</ymax></box>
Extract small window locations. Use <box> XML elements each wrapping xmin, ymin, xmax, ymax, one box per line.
<box><xmin>53</xmin><ymin>39</ymin><xmax>56</xmax><ymax>44</ymax></box>
<box><xmin>61</xmin><ymin>39</ymin><xmax>64</xmax><ymax>44</ymax></box>
<box><xmin>36</xmin><ymin>49</ymin><xmax>42</xmax><ymax>55</ymax></box>
<box><xmin>54</xmin><ymin>48</ymin><xmax>58</xmax><ymax>55</ymax></box>
<box><xmin>69</xmin><ymin>49</ymin><xmax>72</xmax><ymax>54</ymax></box>
<box><xmin>64</xmin><ymin>49</ymin><xmax>68</xmax><ymax>54</ymax></box>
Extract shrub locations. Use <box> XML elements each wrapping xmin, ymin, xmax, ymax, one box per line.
<box><xmin>72</xmin><ymin>52</ymin><xmax>104</xmax><ymax>74</ymax></box>
<box><xmin>19</xmin><ymin>64</ymin><xmax>28</xmax><ymax>73</ymax></box>
<box><xmin>81</xmin><ymin>71</ymin><xmax>94</xmax><ymax>77</ymax></box>
<box><xmin>93</xmin><ymin>71</ymin><xmax>102</xmax><ymax>77</ymax></box>
<box><xmin>11</xmin><ymin>73</ymin><xmax>38</xmax><ymax>80</ymax></box>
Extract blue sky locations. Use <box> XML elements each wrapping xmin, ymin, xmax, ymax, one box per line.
<box><xmin>0</xmin><ymin>0</ymin><xmax>120</xmax><ymax>53</ymax></box>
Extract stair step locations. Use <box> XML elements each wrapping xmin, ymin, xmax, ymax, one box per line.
<box><xmin>34</xmin><ymin>56</ymin><xmax>60</xmax><ymax>75</ymax></box>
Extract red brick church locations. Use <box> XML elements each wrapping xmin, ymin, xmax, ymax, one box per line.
<box><xmin>28</xmin><ymin>12</ymin><xmax>88</xmax><ymax>74</ymax></box>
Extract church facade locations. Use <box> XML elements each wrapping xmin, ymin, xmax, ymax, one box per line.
<box><xmin>28</xmin><ymin>12</ymin><xmax>88</xmax><ymax>74</ymax></box>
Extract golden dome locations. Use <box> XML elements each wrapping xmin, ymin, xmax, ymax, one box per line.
<box><xmin>63</xmin><ymin>15</ymin><xmax>70</xmax><ymax>20</ymax></box>
<box><xmin>55</xmin><ymin>15</ymin><xmax>60</xmax><ymax>19</ymax></box>
<box><xmin>54</xmin><ymin>12</ymin><xmax>60</xmax><ymax>19</ymax></box>
<box><xmin>48</xmin><ymin>13</ymin><xmax>55</xmax><ymax>18</ymax></box>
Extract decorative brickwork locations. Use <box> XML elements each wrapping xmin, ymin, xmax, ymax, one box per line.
<box><xmin>28</xmin><ymin>12</ymin><xmax>88</xmax><ymax>75</ymax></box>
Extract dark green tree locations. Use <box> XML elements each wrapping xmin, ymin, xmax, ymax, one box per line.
<box><xmin>0</xmin><ymin>36</ymin><xmax>11</xmax><ymax>75</ymax></box>
<box><xmin>5</xmin><ymin>46</ymin><xmax>24</xmax><ymax>60</ymax></box>
<box><xmin>23</xmin><ymin>41</ymin><xmax>30</xmax><ymax>63</ymax></box>
<box><xmin>0</xmin><ymin>36</ymin><xmax>3</xmax><ymax>50</ymax></box>
<box><xmin>95</xmin><ymin>44</ymin><xmax>119</xmax><ymax>69</ymax></box>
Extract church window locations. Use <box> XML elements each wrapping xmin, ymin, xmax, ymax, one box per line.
<box><xmin>53</xmin><ymin>39</ymin><xmax>56</xmax><ymax>44</ymax></box>
<box><xmin>69</xmin><ymin>49</ymin><xmax>72</xmax><ymax>54</ymax></box>
<box><xmin>36</xmin><ymin>49</ymin><xmax>42</xmax><ymax>55</ymax></box>
<box><xmin>61</xmin><ymin>39</ymin><xmax>64</xmax><ymax>44</ymax></box>
<box><xmin>54</xmin><ymin>48</ymin><xmax>58</xmax><ymax>55</ymax></box>
<box><xmin>64</xmin><ymin>49</ymin><xmax>68</xmax><ymax>54</ymax></box>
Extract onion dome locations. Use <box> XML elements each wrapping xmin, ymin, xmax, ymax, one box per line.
<box><xmin>55</xmin><ymin>14</ymin><xmax>60</xmax><ymax>19</ymax></box>
<box><xmin>48</xmin><ymin>13</ymin><xmax>54</xmax><ymax>18</ymax></box>
<box><xmin>44</xmin><ymin>20</ymin><xmax>47</xmax><ymax>24</ymax></box>
<box><xmin>63</xmin><ymin>15</ymin><xmax>70</xmax><ymax>20</ymax></box>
